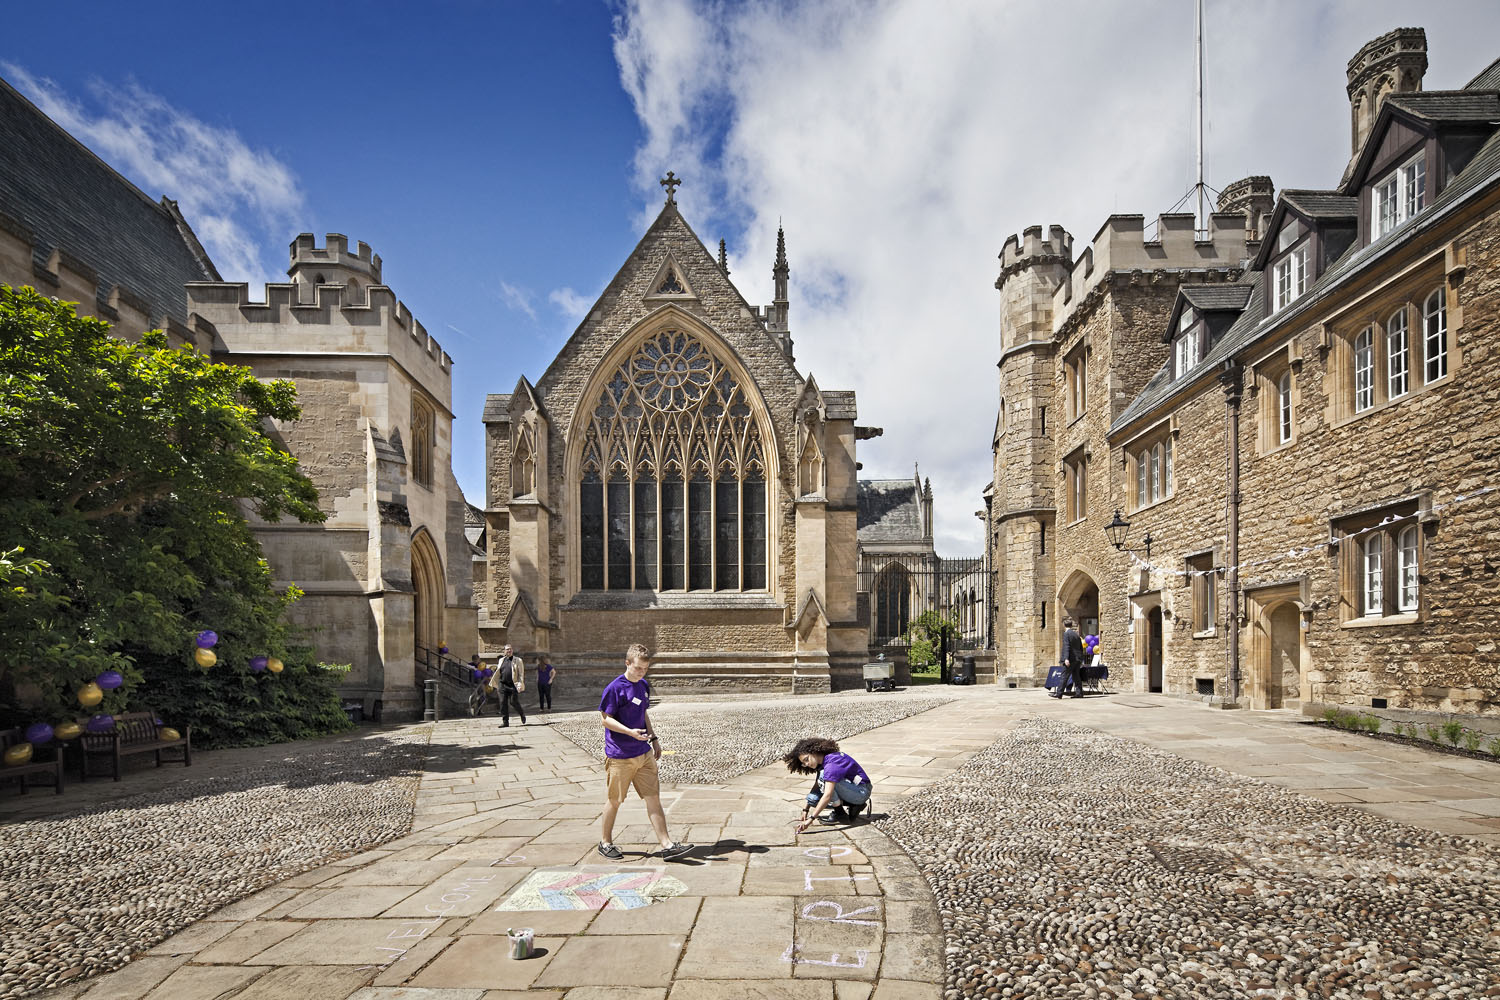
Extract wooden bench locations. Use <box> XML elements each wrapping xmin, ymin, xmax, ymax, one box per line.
<box><xmin>79</xmin><ymin>712</ymin><xmax>191</xmax><ymax>782</ymax></box>
<box><xmin>0</xmin><ymin>727</ymin><xmax>65</xmax><ymax>795</ymax></box>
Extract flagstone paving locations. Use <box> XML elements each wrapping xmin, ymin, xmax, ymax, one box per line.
<box><xmin>14</xmin><ymin>686</ymin><xmax>1500</xmax><ymax>999</ymax></box>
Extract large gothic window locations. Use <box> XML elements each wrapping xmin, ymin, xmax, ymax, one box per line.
<box><xmin>579</xmin><ymin>330</ymin><xmax>768</xmax><ymax>592</ymax></box>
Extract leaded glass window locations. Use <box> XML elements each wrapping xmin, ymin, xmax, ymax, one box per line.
<box><xmin>579</xmin><ymin>329</ymin><xmax>769</xmax><ymax>591</ymax></box>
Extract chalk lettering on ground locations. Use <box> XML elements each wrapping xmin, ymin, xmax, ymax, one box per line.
<box><xmin>781</xmin><ymin>943</ymin><xmax>870</xmax><ymax>968</ymax></box>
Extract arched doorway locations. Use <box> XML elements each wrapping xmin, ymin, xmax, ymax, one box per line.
<box><xmin>410</xmin><ymin>529</ymin><xmax>444</xmax><ymax>659</ymax></box>
<box><xmin>1058</xmin><ymin>570</ymin><xmax>1099</xmax><ymax>642</ymax></box>
<box><xmin>1267</xmin><ymin>602</ymin><xmax>1301</xmax><ymax>709</ymax></box>
<box><xmin>1147</xmin><ymin>607</ymin><xmax>1164</xmax><ymax>693</ymax></box>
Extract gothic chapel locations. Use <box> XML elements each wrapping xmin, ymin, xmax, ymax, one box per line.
<box><xmin>479</xmin><ymin>178</ymin><xmax>871</xmax><ymax>692</ymax></box>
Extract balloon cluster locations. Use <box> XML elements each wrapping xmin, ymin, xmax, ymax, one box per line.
<box><xmin>439</xmin><ymin>640</ymin><xmax>450</xmax><ymax>655</ymax></box>
<box><xmin>472</xmin><ymin>666</ymin><xmax>494</xmax><ymax>683</ymax></box>
<box><xmin>5</xmin><ymin>717</ymin><xmax>88</xmax><ymax>768</ymax></box>
<box><xmin>190</xmin><ymin>629</ymin><xmax>282</xmax><ymax>674</ymax></box>
<box><xmin>1084</xmin><ymin>634</ymin><xmax>1101</xmax><ymax>658</ymax></box>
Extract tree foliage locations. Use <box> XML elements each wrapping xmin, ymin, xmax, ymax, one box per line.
<box><xmin>906</xmin><ymin>609</ymin><xmax>959</xmax><ymax>669</ymax></box>
<box><xmin>0</xmin><ymin>286</ymin><xmax>347</xmax><ymax>745</ymax></box>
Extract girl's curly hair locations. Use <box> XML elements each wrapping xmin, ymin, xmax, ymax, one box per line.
<box><xmin>782</xmin><ymin>737</ymin><xmax>841</xmax><ymax>774</ymax></box>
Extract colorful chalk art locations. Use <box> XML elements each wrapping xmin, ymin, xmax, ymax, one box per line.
<box><xmin>495</xmin><ymin>867</ymin><xmax>688</xmax><ymax>911</ymax></box>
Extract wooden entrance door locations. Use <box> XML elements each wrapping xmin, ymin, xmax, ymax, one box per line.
<box><xmin>1148</xmin><ymin>607</ymin><xmax>1164</xmax><ymax>693</ymax></box>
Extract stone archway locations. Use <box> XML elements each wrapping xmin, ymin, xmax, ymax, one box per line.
<box><xmin>410</xmin><ymin>528</ymin><xmax>444</xmax><ymax>659</ymax></box>
<box><xmin>1266</xmin><ymin>602</ymin><xmax>1302</xmax><ymax>710</ymax></box>
<box><xmin>1057</xmin><ymin>569</ymin><xmax>1099</xmax><ymax>670</ymax></box>
<box><xmin>1246</xmin><ymin>583</ymin><xmax>1305</xmax><ymax>710</ymax></box>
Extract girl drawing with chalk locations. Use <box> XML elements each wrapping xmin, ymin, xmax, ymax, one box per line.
<box><xmin>783</xmin><ymin>737</ymin><xmax>873</xmax><ymax>832</ymax></box>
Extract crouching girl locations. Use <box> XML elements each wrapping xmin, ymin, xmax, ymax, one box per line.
<box><xmin>783</xmin><ymin>737</ymin><xmax>873</xmax><ymax>832</ymax></box>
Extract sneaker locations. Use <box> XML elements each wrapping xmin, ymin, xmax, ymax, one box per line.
<box><xmin>597</xmin><ymin>842</ymin><xmax>624</xmax><ymax>860</ymax></box>
<box><xmin>658</xmin><ymin>842</ymin><xmax>694</xmax><ymax>860</ymax></box>
<box><xmin>816</xmin><ymin>810</ymin><xmax>843</xmax><ymax>825</ymax></box>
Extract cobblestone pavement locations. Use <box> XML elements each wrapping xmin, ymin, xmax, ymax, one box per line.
<box><xmin>0</xmin><ymin>728</ymin><xmax>430</xmax><ymax>999</ymax></box>
<box><xmin>881</xmin><ymin>716</ymin><xmax>1500</xmax><ymax>1000</ymax></box>
<box><xmin>13</xmin><ymin>686</ymin><xmax>1500</xmax><ymax>1000</ymax></box>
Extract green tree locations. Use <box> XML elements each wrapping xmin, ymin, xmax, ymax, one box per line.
<box><xmin>0</xmin><ymin>286</ymin><xmax>347</xmax><ymax>744</ymax></box>
<box><xmin>906</xmin><ymin>609</ymin><xmax>959</xmax><ymax>670</ymax></box>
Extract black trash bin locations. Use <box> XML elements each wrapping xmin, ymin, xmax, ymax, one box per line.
<box><xmin>952</xmin><ymin>655</ymin><xmax>975</xmax><ymax>685</ymax></box>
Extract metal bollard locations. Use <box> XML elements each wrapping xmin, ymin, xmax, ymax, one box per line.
<box><xmin>423</xmin><ymin>678</ymin><xmax>439</xmax><ymax>721</ymax></box>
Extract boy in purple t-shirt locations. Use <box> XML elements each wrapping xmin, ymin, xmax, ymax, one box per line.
<box><xmin>783</xmin><ymin>737</ymin><xmax>873</xmax><ymax>831</ymax></box>
<box><xmin>596</xmin><ymin>643</ymin><xmax>693</xmax><ymax>861</ymax></box>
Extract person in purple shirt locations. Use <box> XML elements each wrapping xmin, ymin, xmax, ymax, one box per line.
<box><xmin>596</xmin><ymin>643</ymin><xmax>693</xmax><ymax>861</ymax></box>
<box><xmin>783</xmin><ymin>737</ymin><xmax>873</xmax><ymax>831</ymax></box>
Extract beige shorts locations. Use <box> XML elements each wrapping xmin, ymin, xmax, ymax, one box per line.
<box><xmin>604</xmin><ymin>751</ymin><xmax>660</xmax><ymax>804</ymax></box>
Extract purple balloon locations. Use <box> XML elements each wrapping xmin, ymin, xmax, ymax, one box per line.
<box><xmin>96</xmin><ymin>670</ymin><xmax>124</xmax><ymax>690</ymax></box>
<box><xmin>86</xmin><ymin>713</ymin><xmax>115</xmax><ymax>733</ymax></box>
<box><xmin>24</xmin><ymin>722</ymin><xmax>53</xmax><ymax>745</ymax></box>
<box><xmin>249</xmin><ymin>655</ymin><xmax>269</xmax><ymax>672</ymax></box>
<box><xmin>195</xmin><ymin>630</ymin><xmax>218</xmax><ymax>649</ymax></box>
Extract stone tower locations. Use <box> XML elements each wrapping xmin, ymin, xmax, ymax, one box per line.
<box><xmin>1216</xmin><ymin>176</ymin><xmax>1276</xmax><ymax>244</ymax></box>
<box><xmin>287</xmin><ymin>232</ymin><xmax>383</xmax><ymax>305</ymax></box>
<box><xmin>1344</xmin><ymin>27</ymin><xmax>1427</xmax><ymax>176</ymax></box>
<box><xmin>989</xmin><ymin>225</ymin><xmax>1072</xmax><ymax>679</ymax></box>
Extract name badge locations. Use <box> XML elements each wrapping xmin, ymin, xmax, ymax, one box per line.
<box><xmin>631</xmin><ymin>696</ymin><xmax>642</xmax><ymax>705</ymax></box>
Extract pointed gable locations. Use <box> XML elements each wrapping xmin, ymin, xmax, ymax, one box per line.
<box><xmin>535</xmin><ymin>200</ymin><xmax>806</xmax><ymax>442</ymax></box>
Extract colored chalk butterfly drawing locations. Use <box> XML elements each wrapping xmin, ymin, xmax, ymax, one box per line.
<box><xmin>496</xmin><ymin>868</ymin><xmax>688</xmax><ymax>911</ymax></box>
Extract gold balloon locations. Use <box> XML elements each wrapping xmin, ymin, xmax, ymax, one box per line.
<box><xmin>194</xmin><ymin>647</ymin><xmax>217</xmax><ymax>668</ymax></box>
<box><xmin>77</xmin><ymin>682</ymin><xmax>103</xmax><ymax>707</ymax></box>
<box><xmin>53</xmin><ymin>721</ymin><xmax>83</xmax><ymax>741</ymax></box>
<box><xmin>267</xmin><ymin>657</ymin><xmax>284</xmax><ymax>674</ymax></box>
<box><xmin>3</xmin><ymin>743</ymin><xmax>33</xmax><ymax>767</ymax></box>
<box><xmin>158</xmin><ymin>727</ymin><xmax>181</xmax><ymax>742</ymax></box>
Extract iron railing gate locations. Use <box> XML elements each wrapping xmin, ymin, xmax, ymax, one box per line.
<box><xmin>858</xmin><ymin>556</ymin><xmax>992</xmax><ymax>677</ymax></box>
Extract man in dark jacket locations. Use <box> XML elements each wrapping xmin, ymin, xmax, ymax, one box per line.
<box><xmin>1053</xmin><ymin>618</ymin><xmax>1086</xmax><ymax>699</ymax></box>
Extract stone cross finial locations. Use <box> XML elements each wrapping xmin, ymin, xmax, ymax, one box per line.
<box><xmin>660</xmin><ymin>171</ymin><xmax>682</xmax><ymax>204</ymax></box>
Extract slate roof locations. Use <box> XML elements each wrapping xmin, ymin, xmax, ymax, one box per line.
<box><xmin>0</xmin><ymin>75</ymin><xmax>218</xmax><ymax>326</ymax></box>
<box><xmin>857</xmin><ymin>479</ymin><xmax>924</xmax><ymax>542</ymax></box>
<box><xmin>1466</xmin><ymin>56</ymin><xmax>1500</xmax><ymax>91</ymax></box>
<box><xmin>1115</xmin><ymin>125</ymin><xmax>1500</xmax><ymax>436</ymax></box>
<box><xmin>1280</xmin><ymin>190</ymin><xmax>1360</xmax><ymax>220</ymax></box>
<box><xmin>1180</xmin><ymin>284</ymin><xmax>1254</xmax><ymax>312</ymax></box>
<box><xmin>1384</xmin><ymin>91</ymin><xmax>1500</xmax><ymax>123</ymax></box>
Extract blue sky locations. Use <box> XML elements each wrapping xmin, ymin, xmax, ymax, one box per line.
<box><xmin>5</xmin><ymin>1</ymin><xmax>1500</xmax><ymax>553</ymax></box>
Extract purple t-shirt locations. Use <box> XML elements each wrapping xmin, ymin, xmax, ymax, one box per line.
<box><xmin>820</xmin><ymin>751</ymin><xmax>868</xmax><ymax>786</ymax></box>
<box><xmin>600</xmin><ymin>674</ymin><xmax>651</xmax><ymax>759</ymax></box>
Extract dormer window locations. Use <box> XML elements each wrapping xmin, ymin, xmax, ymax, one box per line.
<box><xmin>1272</xmin><ymin>222</ymin><xmax>1308</xmax><ymax>312</ymax></box>
<box><xmin>1173</xmin><ymin>308</ymin><xmax>1201</xmax><ymax>379</ymax></box>
<box><xmin>1371</xmin><ymin>150</ymin><xmax>1426</xmax><ymax>240</ymax></box>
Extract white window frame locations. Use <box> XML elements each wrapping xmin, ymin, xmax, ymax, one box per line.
<box><xmin>1272</xmin><ymin>245</ymin><xmax>1307</xmax><ymax>312</ymax></box>
<box><xmin>1423</xmin><ymin>287</ymin><xmax>1447</xmax><ymax>384</ymax></box>
<box><xmin>1353</xmin><ymin>326</ymin><xmax>1374</xmax><ymax>412</ymax></box>
<box><xmin>1371</xmin><ymin>150</ymin><xmax>1427</xmax><ymax>239</ymax></box>
<box><xmin>1278</xmin><ymin>370</ymin><xmax>1293</xmax><ymax>444</ymax></box>
<box><xmin>1362</xmin><ymin>534</ymin><xmax>1384</xmax><ymax>616</ymax></box>
<box><xmin>1386</xmin><ymin>308</ymin><xmax>1410</xmax><ymax>400</ymax></box>
<box><xmin>1396</xmin><ymin>524</ymin><xmax>1419</xmax><ymax>612</ymax></box>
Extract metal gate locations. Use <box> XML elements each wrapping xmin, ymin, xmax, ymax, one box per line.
<box><xmin>858</xmin><ymin>556</ymin><xmax>992</xmax><ymax>678</ymax></box>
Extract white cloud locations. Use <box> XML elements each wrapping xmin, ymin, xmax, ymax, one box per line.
<box><xmin>549</xmin><ymin>286</ymin><xmax>593</xmax><ymax>322</ymax></box>
<box><xmin>498</xmin><ymin>280</ymin><xmax>538</xmax><ymax>321</ymax></box>
<box><xmin>611</xmin><ymin>0</ymin><xmax>1500</xmax><ymax>555</ymax></box>
<box><xmin>3</xmin><ymin>64</ymin><xmax>303</xmax><ymax>288</ymax></box>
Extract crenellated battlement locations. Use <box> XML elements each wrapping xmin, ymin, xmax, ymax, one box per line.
<box><xmin>1053</xmin><ymin>212</ymin><xmax>1249</xmax><ymax>329</ymax></box>
<box><xmin>999</xmin><ymin>224</ymin><xmax>1073</xmax><ymax>278</ymax></box>
<box><xmin>289</xmin><ymin>232</ymin><xmax>382</xmax><ymax>283</ymax></box>
<box><xmin>185</xmin><ymin>279</ymin><xmax>451</xmax><ymax>378</ymax></box>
